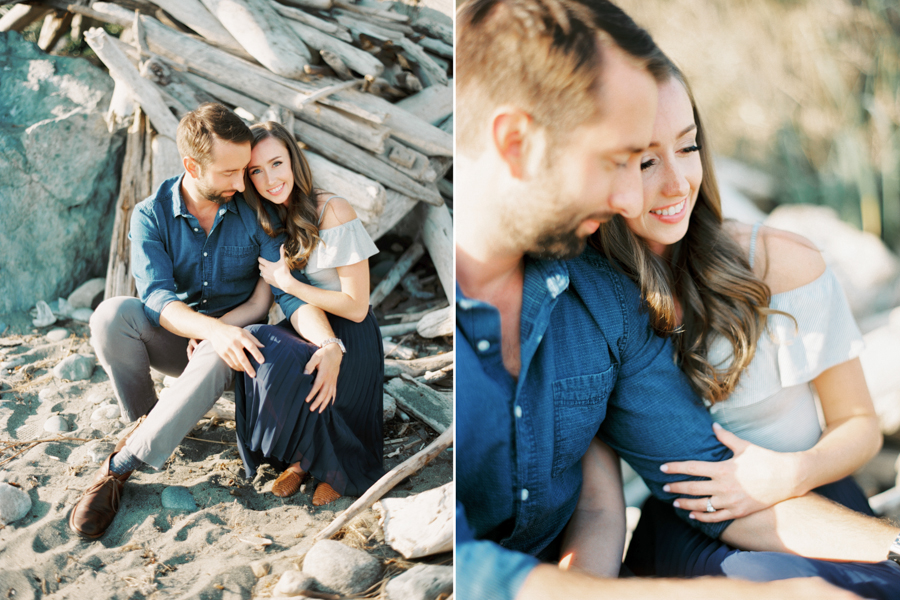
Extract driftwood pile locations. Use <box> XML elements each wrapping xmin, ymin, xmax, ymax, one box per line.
<box><xmin>1</xmin><ymin>0</ymin><xmax>453</xmax><ymax>532</ymax></box>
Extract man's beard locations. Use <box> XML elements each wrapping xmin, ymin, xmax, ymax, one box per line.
<box><xmin>526</xmin><ymin>224</ymin><xmax>589</xmax><ymax>260</ymax></box>
<box><xmin>196</xmin><ymin>180</ymin><xmax>237</xmax><ymax>205</ymax></box>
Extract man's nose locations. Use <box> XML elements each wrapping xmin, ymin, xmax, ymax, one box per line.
<box><xmin>607</xmin><ymin>163</ymin><xmax>643</xmax><ymax>219</ymax></box>
<box><xmin>233</xmin><ymin>172</ymin><xmax>245</xmax><ymax>192</ymax></box>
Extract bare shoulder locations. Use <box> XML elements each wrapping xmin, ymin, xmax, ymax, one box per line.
<box><xmin>316</xmin><ymin>193</ymin><xmax>358</xmax><ymax>229</ymax></box>
<box><xmin>722</xmin><ymin>219</ymin><xmax>755</xmax><ymax>254</ymax></box>
<box><xmin>756</xmin><ymin>225</ymin><xmax>825</xmax><ymax>295</ymax></box>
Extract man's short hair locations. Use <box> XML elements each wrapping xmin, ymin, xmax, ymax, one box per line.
<box><xmin>176</xmin><ymin>103</ymin><xmax>252</xmax><ymax>167</ymax></box>
<box><xmin>456</xmin><ymin>0</ymin><xmax>669</xmax><ymax>152</ymax></box>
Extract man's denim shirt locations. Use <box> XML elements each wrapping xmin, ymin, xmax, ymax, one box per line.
<box><xmin>456</xmin><ymin>248</ymin><xmax>734</xmax><ymax>600</ymax></box>
<box><xmin>130</xmin><ymin>175</ymin><xmax>305</xmax><ymax>326</ymax></box>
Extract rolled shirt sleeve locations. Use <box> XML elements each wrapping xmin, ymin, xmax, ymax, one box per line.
<box><xmin>457</xmin><ymin>503</ymin><xmax>539</xmax><ymax>600</ymax></box>
<box><xmin>130</xmin><ymin>204</ymin><xmax>180</xmax><ymax>327</ymax></box>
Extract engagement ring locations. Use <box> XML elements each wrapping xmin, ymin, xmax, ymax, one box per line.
<box><xmin>706</xmin><ymin>498</ymin><xmax>716</xmax><ymax>513</ymax></box>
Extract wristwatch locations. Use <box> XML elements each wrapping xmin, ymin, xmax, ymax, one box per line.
<box><xmin>889</xmin><ymin>531</ymin><xmax>900</xmax><ymax>565</ymax></box>
<box><xmin>320</xmin><ymin>337</ymin><xmax>346</xmax><ymax>354</ymax></box>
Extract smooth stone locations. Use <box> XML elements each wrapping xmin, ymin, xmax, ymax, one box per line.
<box><xmin>38</xmin><ymin>388</ymin><xmax>56</xmax><ymax>401</ymax></box>
<box><xmin>385</xmin><ymin>565</ymin><xmax>453</xmax><ymax>600</ymax></box>
<box><xmin>68</xmin><ymin>278</ymin><xmax>105</xmax><ymax>309</ymax></box>
<box><xmin>70</xmin><ymin>308</ymin><xmax>94</xmax><ymax>323</ymax></box>
<box><xmin>52</xmin><ymin>354</ymin><xmax>95</xmax><ymax>381</ymax></box>
<box><xmin>46</xmin><ymin>328</ymin><xmax>69</xmax><ymax>342</ymax></box>
<box><xmin>273</xmin><ymin>571</ymin><xmax>316</xmax><ymax>596</ymax></box>
<box><xmin>383</xmin><ymin>393</ymin><xmax>396</xmax><ymax>422</ymax></box>
<box><xmin>87</xmin><ymin>392</ymin><xmax>109</xmax><ymax>405</ymax></box>
<box><xmin>33</xmin><ymin>301</ymin><xmax>56</xmax><ymax>327</ymax></box>
<box><xmin>0</xmin><ymin>482</ymin><xmax>31</xmax><ymax>525</ymax></box>
<box><xmin>302</xmin><ymin>540</ymin><xmax>383</xmax><ymax>596</ymax></box>
<box><xmin>250</xmin><ymin>560</ymin><xmax>271</xmax><ymax>578</ymax></box>
<box><xmin>0</xmin><ymin>356</ymin><xmax>25</xmax><ymax>370</ymax></box>
<box><xmin>91</xmin><ymin>404</ymin><xmax>120</xmax><ymax>421</ymax></box>
<box><xmin>43</xmin><ymin>415</ymin><xmax>69</xmax><ymax>432</ymax></box>
<box><xmin>161</xmin><ymin>486</ymin><xmax>197</xmax><ymax>511</ymax></box>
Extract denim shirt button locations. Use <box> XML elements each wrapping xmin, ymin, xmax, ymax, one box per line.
<box><xmin>520</xmin><ymin>488</ymin><xmax>529</xmax><ymax>502</ymax></box>
<box><xmin>202</xmin><ymin>299</ymin><xmax>207</xmax><ymax>303</ymax></box>
<box><xmin>193</xmin><ymin>228</ymin><xmax>199</xmax><ymax>232</ymax></box>
<box><xmin>203</xmin><ymin>281</ymin><xmax>208</xmax><ymax>286</ymax></box>
<box><xmin>203</xmin><ymin>252</ymin><xmax>208</xmax><ymax>257</ymax></box>
<box><xmin>514</xmin><ymin>405</ymin><xmax>523</xmax><ymax>418</ymax></box>
<box><xmin>476</xmin><ymin>339</ymin><xmax>490</xmax><ymax>352</ymax></box>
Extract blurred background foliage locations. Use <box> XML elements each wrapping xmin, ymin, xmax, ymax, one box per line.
<box><xmin>618</xmin><ymin>0</ymin><xmax>900</xmax><ymax>249</ymax></box>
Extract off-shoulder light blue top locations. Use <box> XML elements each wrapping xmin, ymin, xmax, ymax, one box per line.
<box><xmin>305</xmin><ymin>196</ymin><xmax>379</xmax><ymax>291</ymax></box>
<box><xmin>705</xmin><ymin>225</ymin><xmax>864</xmax><ymax>452</ymax></box>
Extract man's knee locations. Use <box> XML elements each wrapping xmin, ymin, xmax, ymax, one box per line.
<box><xmin>90</xmin><ymin>297</ymin><xmax>146</xmax><ymax>342</ymax></box>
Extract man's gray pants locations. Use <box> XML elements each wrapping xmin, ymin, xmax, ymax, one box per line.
<box><xmin>90</xmin><ymin>297</ymin><xmax>233</xmax><ymax>468</ymax></box>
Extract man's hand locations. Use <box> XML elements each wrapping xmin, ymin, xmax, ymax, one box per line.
<box><xmin>304</xmin><ymin>342</ymin><xmax>342</xmax><ymax>413</ymax></box>
<box><xmin>207</xmin><ymin>322</ymin><xmax>266</xmax><ymax>377</ymax></box>
<box><xmin>258</xmin><ymin>245</ymin><xmax>296</xmax><ymax>292</ymax></box>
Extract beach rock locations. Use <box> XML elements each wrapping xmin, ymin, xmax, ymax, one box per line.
<box><xmin>33</xmin><ymin>300</ymin><xmax>56</xmax><ymax>327</ymax></box>
<box><xmin>46</xmin><ymin>328</ymin><xmax>70</xmax><ymax>342</ymax></box>
<box><xmin>161</xmin><ymin>486</ymin><xmax>197</xmax><ymax>511</ymax></box>
<box><xmin>0</xmin><ymin>31</ymin><xmax>123</xmax><ymax>315</ymax></box>
<box><xmin>0</xmin><ymin>356</ymin><xmax>25</xmax><ymax>370</ymax></box>
<box><xmin>0</xmin><ymin>482</ymin><xmax>31</xmax><ymax>525</ymax></box>
<box><xmin>91</xmin><ymin>403</ymin><xmax>120</xmax><ymax>421</ymax></box>
<box><xmin>87</xmin><ymin>391</ymin><xmax>110</xmax><ymax>405</ymax></box>
<box><xmin>250</xmin><ymin>560</ymin><xmax>270</xmax><ymax>578</ymax></box>
<box><xmin>68</xmin><ymin>278</ymin><xmax>105</xmax><ymax>309</ymax></box>
<box><xmin>38</xmin><ymin>388</ymin><xmax>56</xmax><ymax>401</ymax></box>
<box><xmin>43</xmin><ymin>415</ymin><xmax>69</xmax><ymax>432</ymax></box>
<box><xmin>273</xmin><ymin>571</ymin><xmax>316</xmax><ymax>596</ymax></box>
<box><xmin>376</xmin><ymin>482</ymin><xmax>453</xmax><ymax>559</ymax></box>
<box><xmin>383</xmin><ymin>393</ymin><xmax>397</xmax><ymax>421</ymax></box>
<box><xmin>302</xmin><ymin>540</ymin><xmax>383</xmax><ymax>595</ymax></box>
<box><xmin>70</xmin><ymin>308</ymin><xmax>94</xmax><ymax>323</ymax></box>
<box><xmin>385</xmin><ymin>565</ymin><xmax>453</xmax><ymax>600</ymax></box>
<box><xmin>52</xmin><ymin>353</ymin><xmax>95</xmax><ymax>381</ymax></box>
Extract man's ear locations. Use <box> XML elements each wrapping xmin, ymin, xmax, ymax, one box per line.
<box><xmin>491</xmin><ymin>109</ymin><xmax>538</xmax><ymax>180</ymax></box>
<box><xmin>183</xmin><ymin>155</ymin><xmax>200</xmax><ymax>179</ymax></box>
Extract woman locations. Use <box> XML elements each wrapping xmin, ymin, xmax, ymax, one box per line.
<box><xmin>234</xmin><ymin>121</ymin><xmax>384</xmax><ymax>506</ymax></box>
<box><xmin>589</xmin><ymin>63</ymin><xmax>882</xmax><ymax>577</ymax></box>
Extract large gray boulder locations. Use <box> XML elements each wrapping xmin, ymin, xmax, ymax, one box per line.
<box><xmin>0</xmin><ymin>31</ymin><xmax>123</xmax><ymax>315</ymax></box>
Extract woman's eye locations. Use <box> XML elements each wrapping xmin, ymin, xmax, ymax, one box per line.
<box><xmin>273</xmin><ymin>161</ymin><xmax>282</xmax><ymax>168</ymax></box>
<box><xmin>640</xmin><ymin>159</ymin><xmax>656</xmax><ymax>171</ymax></box>
<box><xmin>682</xmin><ymin>144</ymin><xmax>701</xmax><ymax>154</ymax></box>
<box><xmin>250</xmin><ymin>168</ymin><xmax>260</xmax><ymax>176</ymax></box>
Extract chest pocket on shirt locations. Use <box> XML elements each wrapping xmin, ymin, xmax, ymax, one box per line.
<box><xmin>551</xmin><ymin>367</ymin><xmax>615</xmax><ymax>479</ymax></box>
<box><xmin>219</xmin><ymin>245</ymin><xmax>258</xmax><ymax>283</ymax></box>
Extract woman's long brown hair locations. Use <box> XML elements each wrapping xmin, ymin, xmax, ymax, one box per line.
<box><xmin>590</xmin><ymin>64</ymin><xmax>781</xmax><ymax>404</ymax></box>
<box><xmin>243</xmin><ymin>121</ymin><xmax>321</xmax><ymax>270</ymax></box>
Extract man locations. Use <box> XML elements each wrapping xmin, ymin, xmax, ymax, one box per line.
<box><xmin>455</xmin><ymin>0</ymin><xmax>900</xmax><ymax>598</ymax></box>
<box><xmin>70</xmin><ymin>104</ymin><xmax>343</xmax><ymax>538</ymax></box>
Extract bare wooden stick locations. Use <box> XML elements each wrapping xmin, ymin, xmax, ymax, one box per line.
<box><xmin>37</xmin><ymin>10</ymin><xmax>72</xmax><ymax>51</ymax></box>
<box><xmin>422</xmin><ymin>203</ymin><xmax>453</xmax><ymax>301</ymax></box>
<box><xmin>380</xmin><ymin>322</ymin><xmax>419</xmax><ymax>338</ymax></box>
<box><xmin>384</xmin><ymin>352</ymin><xmax>453</xmax><ymax>378</ymax></box>
<box><xmin>0</xmin><ymin>4</ymin><xmax>51</xmax><ymax>33</ymax></box>
<box><xmin>282</xmin><ymin>17</ymin><xmax>384</xmax><ymax>78</ymax></box>
<box><xmin>333</xmin><ymin>0</ymin><xmax>408</xmax><ymax>22</ymax></box>
<box><xmin>270</xmin><ymin>0</ymin><xmax>348</xmax><ymax>39</ymax></box>
<box><xmin>369</xmin><ymin>242</ymin><xmax>425</xmax><ymax>308</ymax></box>
<box><xmin>314</xmin><ymin>425</ymin><xmax>453</xmax><ymax>541</ymax></box>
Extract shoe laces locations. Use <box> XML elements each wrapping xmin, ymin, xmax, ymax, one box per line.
<box><xmin>84</xmin><ymin>473</ymin><xmax>123</xmax><ymax>511</ymax></box>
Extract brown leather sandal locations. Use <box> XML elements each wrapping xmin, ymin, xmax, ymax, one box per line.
<box><xmin>312</xmin><ymin>482</ymin><xmax>341</xmax><ymax>506</ymax></box>
<box><xmin>272</xmin><ymin>467</ymin><xmax>306</xmax><ymax>498</ymax></box>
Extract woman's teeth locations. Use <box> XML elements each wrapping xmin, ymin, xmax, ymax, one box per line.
<box><xmin>651</xmin><ymin>199</ymin><xmax>686</xmax><ymax>216</ymax></box>
<box><xmin>268</xmin><ymin>183</ymin><xmax>284</xmax><ymax>195</ymax></box>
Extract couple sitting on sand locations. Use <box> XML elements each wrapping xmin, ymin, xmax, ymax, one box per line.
<box><xmin>456</xmin><ymin>0</ymin><xmax>900</xmax><ymax>598</ymax></box>
<box><xmin>68</xmin><ymin>103</ymin><xmax>385</xmax><ymax>539</ymax></box>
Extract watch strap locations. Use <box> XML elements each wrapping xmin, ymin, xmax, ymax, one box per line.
<box><xmin>321</xmin><ymin>337</ymin><xmax>346</xmax><ymax>354</ymax></box>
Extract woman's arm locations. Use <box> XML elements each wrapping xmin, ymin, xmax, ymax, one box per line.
<box><xmin>258</xmin><ymin>197</ymin><xmax>371</xmax><ymax>323</ymax></box>
<box><xmin>219</xmin><ymin>277</ymin><xmax>274</xmax><ymax>327</ymax></box>
<box><xmin>558</xmin><ymin>438</ymin><xmax>626</xmax><ymax>577</ymax></box>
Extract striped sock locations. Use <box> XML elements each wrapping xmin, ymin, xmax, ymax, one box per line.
<box><xmin>109</xmin><ymin>447</ymin><xmax>143</xmax><ymax>475</ymax></box>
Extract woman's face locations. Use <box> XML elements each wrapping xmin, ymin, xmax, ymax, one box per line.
<box><xmin>248</xmin><ymin>136</ymin><xmax>294</xmax><ymax>205</ymax></box>
<box><xmin>624</xmin><ymin>78</ymin><xmax>703</xmax><ymax>256</ymax></box>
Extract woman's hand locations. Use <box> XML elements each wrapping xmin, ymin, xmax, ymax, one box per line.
<box><xmin>258</xmin><ymin>245</ymin><xmax>296</xmax><ymax>292</ymax></box>
<box><xmin>303</xmin><ymin>343</ymin><xmax>342</xmax><ymax>413</ymax></box>
<box><xmin>186</xmin><ymin>338</ymin><xmax>201</xmax><ymax>360</ymax></box>
<box><xmin>660</xmin><ymin>423</ymin><xmax>801</xmax><ymax>523</ymax></box>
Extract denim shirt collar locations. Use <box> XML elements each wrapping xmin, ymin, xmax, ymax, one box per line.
<box><xmin>171</xmin><ymin>174</ymin><xmax>239</xmax><ymax>219</ymax></box>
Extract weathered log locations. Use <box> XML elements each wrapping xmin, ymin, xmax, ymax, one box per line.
<box><xmin>385</xmin><ymin>374</ymin><xmax>451</xmax><ymax>434</ymax></box>
<box><xmin>411</xmin><ymin>14</ymin><xmax>452</xmax><ymax>46</ymax></box>
<box><xmin>106</xmin><ymin>79</ymin><xmax>136</xmax><ymax>133</ymax></box>
<box><xmin>416</xmin><ymin>306</ymin><xmax>452</xmax><ymax>338</ymax></box>
<box><xmin>37</xmin><ymin>10</ymin><xmax>72</xmax><ymax>51</ymax></box>
<box><xmin>381</xmin><ymin>63</ymin><xmax>422</xmax><ymax>94</ymax></box>
<box><xmin>150</xmin><ymin>0</ymin><xmax>247</xmax><ymax>56</ymax></box>
<box><xmin>106</xmin><ymin>110</ymin><xmax>151</xmax><ymax>300</ymax></box>
<box><xmin>422</xmin><ymin>203</ymin><xmax>452</xmax><ymax>300</ymax></box>
<box><xmin>151</xmin><ymin>134</ymin><xmax>182</xmax><ymax>192</ymax></box>
<box><xmin>439</xmin><ymin>114</ymin><xmax>452</xmax><ymax>134</ymax></box>
<box><xmin>143</xmin><ymin>59</ymin><xmax>218</xmax><ymax>111</ymax></box>
<box><xmin>395</xmin><ymin>82</ymin><xmax>452</xmax><ymax>126</ymax></box>
<box><xmin>376</xmin><ymin>482</ymin><xmax>452</xmax><ymax>559</ymax></box>
<box><xmin>0</xmin><ymin>4</ymin><xmax>51</xmax><ymax>33</ymax></box>
<box><xmin>320</xmin><ymin>49</ymin><xmax>354</xmax><ymax>80</ymax></box>
<box><xmin>270</xmin><ymin>0</ymin><xmax>350</xmax><ymax>41</ymax></box>
<box><xmin>261</xmin><ymin>104</ymin><xmax>295</xmax><ymax>131</ymax></box>
<box><xmin>370</xmin><ymin>242</ymin><xmax>425</xmax><ymax>308</ymax></box>
<box><xmin>417</xmin><ymin>36</ymin><xmax>452</xmax><ymax>59</ymax></box>
<box><xmin>334</xmin><ymin>0</ymin><xmax>408</xmax><ymax>22</ymax></box>
<box><xmin>304</xmin><ymin>151</ymin><xmax>385</xmax><ymax>226</ymax></box>
<box><xmin>277</xmin><ymin>0</ymin><xmax>331</xmax><ymax>11</ymax></box>
<box><xmin>199</xmin><ymin>0</ymin><xmax>311</xmax><ymax>78</ymax></box>
<box><xmin>422</xmin><ymin>365</ymin><xmax>452</xmax><ymax>384</ymax></box>
<box><xmin>292</xmin><ymin>119</ymin><xmax>442</xmax><ymax>205</ymax></box>
<box><xmin>377</xmin><ymin>139</ymin><xmax>437</xmax><ymax>183</ymax></box>
<box><xmin>366</xmin><ymin>189</ymin><xmax>418</xmax><ymax>241</ymax></box>
<box><xmin>395</xmin><ymin>36</ymin><xmax>448</xmax><ymax>88</ymax></box>
<box><xmin>384</xmin><ymin>352</ymin><xmax>453</xmax><ymax>378</ymax></box>
<box><xmin>281</xmin><ymin>14</ymin><xmax>384</xmax><ymax>77</ymax></box>
<box><xmin>380</xmin><ymin>322</ymin><xmax>419</xmax><ymax>338</ymax></box>
<box><xmin>314</xmin><ymin>424</ymin><xmax>452</xmax><ymax>542</ymax></box>
<box><xmin>84</xmin><ymin>27</ymin><xmax>180</xmax><ymax>141</ymax></box>
<box><xmin>333</xmin><ymin>11</ymin><xmax>401</xmax><ymax>44</ymax></box>
<box><xmin>438</xmin><ymin>177</ymin><xmax>452</xmax><ymax>200</ymax></box>
<box><xmin>383</xmin><ymin>339</ymin><xmax>417</xmax><ymax>360</ymax></box>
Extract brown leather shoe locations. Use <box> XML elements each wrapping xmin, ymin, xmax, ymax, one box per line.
<box><xmin>114</xmin><ymin>414</ymin><xmax>146</xmax><ymax>454</ymax></box>
<box><xmin>68</xmin><ymin>454</ymin><xmax>131</xmax><ymax>539</ymax></box>
<box><xmin>312</xmin><ymin>482</ymin><xmax>341</xmax><ymax>506</ymax></box>
<box><xmin>271</xmin><ymin>467</ymin><xmax>306</xmax><ymax>498</ymax></box>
